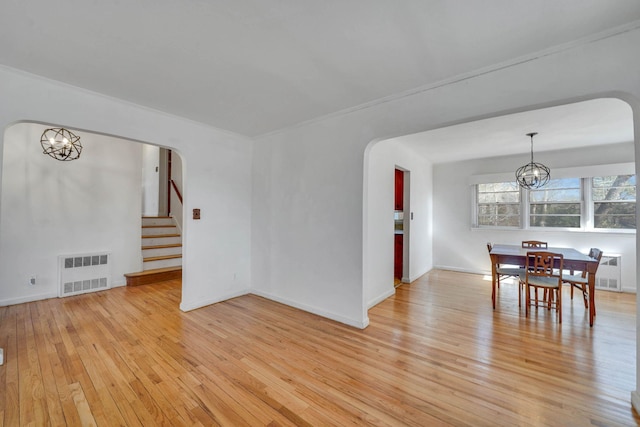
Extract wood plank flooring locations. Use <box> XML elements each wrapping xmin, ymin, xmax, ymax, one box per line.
<box><xmin>1</xmin><ymin>269</ymin><xmax>638</xmax><ymax>426</ymax></box>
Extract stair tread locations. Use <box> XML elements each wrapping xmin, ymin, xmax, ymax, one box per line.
<box><xmin>125</xmin><ymin>266</ymin><xmax>182</xmax><ymax>277</ymax></box>
<box><xmin>141</xmin><ymin>243</ymin><xmax>183</xmax><ymax>250</ymax></box>
<box><xmin>143</xmin><ymin>254</ymin><xmax>182</xmax><ymax>262</ymax></box>
<box><xmin>135</xmin><ymin>218</ymin><xmax>182</xmax><ymax>286</ymax></box>
<box><xmin>124</xmin><ymin>266</ymin><xmax>182</xmax><ymax>286</ymax></box>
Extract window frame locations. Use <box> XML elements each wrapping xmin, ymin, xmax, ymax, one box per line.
<box><xmin>527</xmin><ymin>177</ymin><xmax>584</xmax><ymax>230</ymax></box>
<box><xmin>475</xmin><ymin>182</ymin><xmax>522</xmax><ymax>228</ymax></box>
<box><xmin>591</xmin><ymin>174</ymin><xmax>637</xmax><ymax>230</ymax></box>
<box><xmin>471</xmin><ymin>171</ymin><xmax>636</xmax><ymax>233</ymax></box>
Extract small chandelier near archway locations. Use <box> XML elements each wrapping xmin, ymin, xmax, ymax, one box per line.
<box><xmin>515</xmin><ymin>132</ymin><xmax>550</xmax><ymax>189</ymax></box>
<box><xmin>40</xmin><ymin>128</ymin><xmax>82</xmax><ymax>161</ymax></box>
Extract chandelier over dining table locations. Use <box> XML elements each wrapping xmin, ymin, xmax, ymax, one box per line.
<box><xmin>515</xmin><ymin>132</ymin><xmax>550</xmax><ymax>189</ymax></box>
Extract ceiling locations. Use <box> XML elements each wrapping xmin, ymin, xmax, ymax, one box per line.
<box><xmin>393</xmin><ymin>98</ymin><xmax>635</xmax><ymax>164</ymax></box>
<box><xmin>1</xmin><ymin>1</ymin><xmax>640</xmax><ymax>140</ymax></box>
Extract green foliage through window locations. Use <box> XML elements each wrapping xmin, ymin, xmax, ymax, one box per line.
<box><xmin>593</xmin><ymin>175</ymin><xmax>636</xmax><ymax>229</ymax></box>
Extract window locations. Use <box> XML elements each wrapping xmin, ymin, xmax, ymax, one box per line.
<box><xmin>592</xmin><ymin>175</ymin><xmax>636</xmax><ymax>229</ymax></box>
<box><xmin>474</xmin><ymin>174</ymin><xmax>636</xmax><ymax>231</ymax></box>
<box><xmin>477</xmin><ymin>182</ymin><xmax>520</xmax><ymax>227</ymax></box>
<box><xmin>529</xmin><ymin>178</ymin><xmax>581</xmax><ymax>228</ymax></box>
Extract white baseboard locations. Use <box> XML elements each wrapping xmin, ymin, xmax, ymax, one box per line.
<box><xmin>435</xmin><ymin>265</ymin><xmax>638</xmax><ymax>295</ymax></box>
<box><xmin>111</xmin><ymin>279</ymin><xmax>126</xmax><ymax>288</ymax></box>
<box><xmin>631</xmin><ymin>391</ymin><xmax>640</xmax><ymax>416</ymax></box>
<box><xmin>408</xmin><ymin>266</ymin><xmax>433</xmax><ymax>283</ymax></box>
<box><xmin>180</xmin><ymin>289</ymin><xmax>249</xmax><ymax>312</ymax></box>
<box><xmin>433</xmin><ymin>265</ymin><xmax>486</xmax><ymax>275</ymax></box>
<box><xmin>0</xmin><ymin>291</ymin><xmax>58</xmax><ymax>307</ymax></box>
<box><xmin>367</xmin><ymin>288</ymin><xmax>395</xmax><ymax>309</ymax></box>
<box><xmin>251</xmin><ymin>289</ymin><xmax>369</xmax><ymax>329</ymax></box>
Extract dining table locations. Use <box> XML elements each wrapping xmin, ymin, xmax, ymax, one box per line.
<box><xmin>489</xmin><ymin>244</ymin><xmax>599</xmax><ymax>326</ymax></box>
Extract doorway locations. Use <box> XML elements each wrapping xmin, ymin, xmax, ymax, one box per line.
<box><xmin>394</xmin><ymin>168</ymin><xmax>409</xmax><ymax>286</ymax></box>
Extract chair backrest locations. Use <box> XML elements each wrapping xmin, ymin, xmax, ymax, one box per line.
<box><xmin>525</xmin><ymin>251</ymin><xmax>563</xmax><ymax>281</ymax></box>
<box><xmin>588</xmin><ymin>248</ymin><xmax>604</xmax><ymax>274</ymax></box>
<box><xmin>570</xmin><ymin>248</ymin><xmax>603</xmax><ymax>277</ymax></box>
<box><xmin>589</xmin><ymin>248</ymin><xmax>603</xmax><ymax>263</ymax></box>
<box><xmin>522</xmin><ymin>240</ymin><xmax>548</xmax><ymax>249</ymax></box>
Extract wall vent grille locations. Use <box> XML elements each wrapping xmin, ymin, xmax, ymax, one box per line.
<box><xmin>59</xmin><ymin>252</ymin><xmax>111</xmax><ymax>297</ymax></box>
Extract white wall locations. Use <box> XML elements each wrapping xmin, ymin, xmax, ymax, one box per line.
<box><xmin>251</xmin><ymin>128</ymin><xmax>368</xmax><ymax>326</ymax></box>
<box><xmin>364</xmin><ymin>139</ymin><xmax>433</xmax><ymax>308</ymax></box>
<box><xmin>251</xmin><ymin>28</ymin><xmax>640</xmax><ymax>403</ymax></box>
<box><xmin>0</xmin><ymin>65</ymin><xmax>253</xmax><ymax>311</ymax></box>
<box><xmin>0</xmin><ymin>123</ymin><xmax>142</xmax><ymax>304</ymax></box>
<box><xmin>253</xmin><ymin>28</ymin><xmax>640</xmax><ymax>330</ymax></box>
<box><xmin>432</xmin><ymin>142</ymin><xmax>636</xmax><ymax>292</ymax></box>
<box><xmin>142</xmin><ymin>144</ymin><xmax>160</xmax><ymax>216</ymax></box>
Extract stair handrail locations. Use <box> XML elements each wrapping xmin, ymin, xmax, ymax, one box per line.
<box><xmin>170</xmin><ymin>179</ymin><xmax>183</xmax><ymax>205</ymax></box>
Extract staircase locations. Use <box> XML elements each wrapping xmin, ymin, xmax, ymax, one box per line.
<box><xmin>125</xmin><ymin>216</ymin><xmax>182</xmax><ymax>286</ymax></box>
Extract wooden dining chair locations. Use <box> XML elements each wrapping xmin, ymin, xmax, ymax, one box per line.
<box><xmin>522</xmin><ymin>240</ymin><xmax>548</xmax><ymax>249</ymax></box>
<box><xmin>563</xmin><ymin>248</ymin><xmax>603</xmax><ymax>311</ymax></box>
<box><xmin>487</xmin><ymin>243</ymin><xmax>525</xmax><ymax>303</ymax></box>
<box><xmin>522</xmin><ymin>251</ymin><xmax>564</xmax><ymax>323</ymax></box>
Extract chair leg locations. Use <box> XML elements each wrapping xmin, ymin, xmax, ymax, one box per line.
<box><xmin>570</xmin><ymin>283</ymin><xmax>574</xmax><ymax>300</ymax></box>
<box><xmin>581</xmin><ymin>284</ymin><xmax>588</xmax><ymax>309</ymax></box>
<box><xmin>518</xmin><ymin>280</ymin><xmax>522</xmax><ymax>307</ymax></box>
<box><xmin>547</xmin><ymin>290</ymin><xmax>552</xmax><ymax>310</ymax></box>
<box><xmin>557</xmin><ymin>288</ymin><xmax>562</xmax><ymax>323</ymax></box>
<box><xmin>525</xmin><ymin>284</ymin><xmax>530</xmax><ymax>317</ymax></box>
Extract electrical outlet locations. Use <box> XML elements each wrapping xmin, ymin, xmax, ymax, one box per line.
<box><xmin>29</xmin><ymin>275</ymin><xmax>36</xmax><ymax>285</ymax></box>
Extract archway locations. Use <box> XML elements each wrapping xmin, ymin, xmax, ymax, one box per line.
<box><xmin>0</xmin><ymin>122</ymin><xmax>185</xmax><ymax>304</ymax></box>
<box><xmin>363</xmin><ymin>95</ymin><xmax>639</xmax><ymax>409</ymax></box>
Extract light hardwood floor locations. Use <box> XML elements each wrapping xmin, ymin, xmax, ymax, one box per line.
<box><xmin>1</xmin><ymin>269</ymin><xmax>638</xmax><ymax>426</ymax></box>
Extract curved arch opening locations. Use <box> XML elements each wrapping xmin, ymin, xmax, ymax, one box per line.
<box><xmin>0</xmin><ymin>121</ymin><xmax>185</xmax><ymax>305</ymax></box>
<box><xmin>363</xmin><ymin>96</ymin><xmax>636</xmax><ymax>312</ymax></box>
